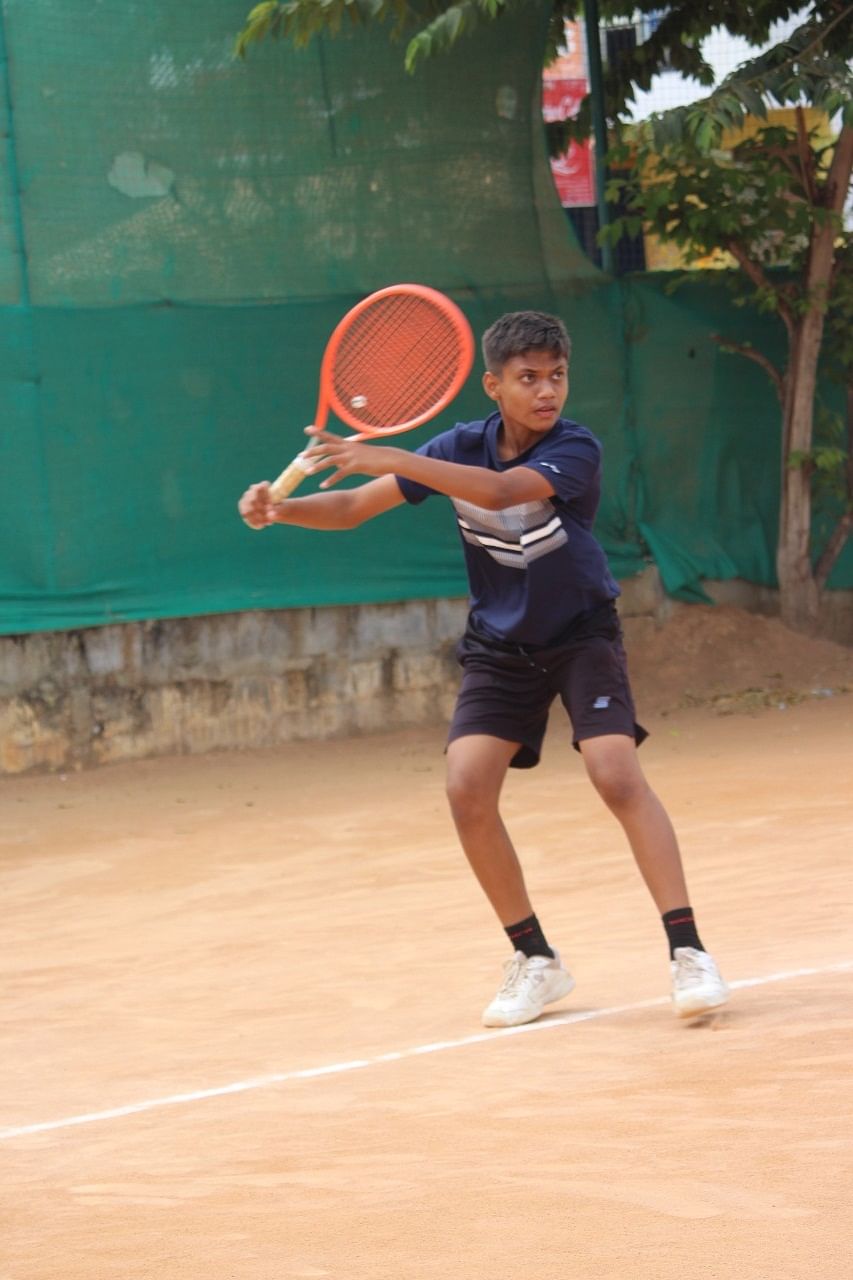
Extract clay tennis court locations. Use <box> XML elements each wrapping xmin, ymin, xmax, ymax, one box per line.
<box><xmin>3</xmin><ymin>611</ymin><xmax>853</xmax><ymax>1279</ymax></box>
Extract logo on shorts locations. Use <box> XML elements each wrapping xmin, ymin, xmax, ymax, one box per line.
<box><xmin>593</xmin><ymin>696</ymin><xmax>611</xmax><ymax>710</ymax></box>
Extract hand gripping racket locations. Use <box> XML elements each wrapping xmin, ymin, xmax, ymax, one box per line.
<box><xmin>269</xmin><ymin>283</ymin><xmax>474</xmax><ymax>500</ymax></box>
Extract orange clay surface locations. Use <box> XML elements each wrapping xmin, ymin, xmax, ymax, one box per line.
<box><xmin>3</xmin><ymin>687</ymin><xmax>853</xmax><ymax>1279</ymax></box>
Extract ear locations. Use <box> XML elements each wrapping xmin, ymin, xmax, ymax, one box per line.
<box><xmin>482</xmin><ymin>370</ymin><xmax>501</xmax><ymax>402</ymax></box>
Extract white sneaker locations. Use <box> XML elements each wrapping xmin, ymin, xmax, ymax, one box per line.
<box><xmin>482</xmin><ymin>950</ymin><xmax>576</xmax><ymax>1027</ymax></box>
<box><xmin>671</xmin><ymin>947</ymin><xmax>729</xmax><ymax>1017</ymax></box>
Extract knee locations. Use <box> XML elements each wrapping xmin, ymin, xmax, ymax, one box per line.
<box><xmin>587</xmin><ymin>761</ymin><xmax>649</xmax><ymax>813</ymax></box>
<box><xmin>445</xmin><ymin>768</ymin><xmax>496</xmax><ymax>827</ymax></box>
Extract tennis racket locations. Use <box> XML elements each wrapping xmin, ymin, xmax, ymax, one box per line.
<box><xmin>269</xmin><ymin>283</ymin><xmax>474</xmax><ymax>500</ymax></box>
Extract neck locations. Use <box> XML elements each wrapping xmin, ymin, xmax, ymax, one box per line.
<box><xmin>497</xmin><ymin>420</ymin><xmax>542</xmax><ymax>460</ymax></box>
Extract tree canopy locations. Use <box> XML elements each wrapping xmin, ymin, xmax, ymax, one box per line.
<box><xmin>237</xmin><ymin>1</ymin><xmax>853</xmax><ymax>150</ymax></box>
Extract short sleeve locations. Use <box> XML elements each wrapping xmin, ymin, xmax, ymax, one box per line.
<box><xmin>521</xmin><ymin>432</ymin><xmax>601</xmax><ymax>504</ymax></box>
<box><xmin>395</xmin><ymin>429</ymin><xmax>457</xmax><ymax>505</ymax></box>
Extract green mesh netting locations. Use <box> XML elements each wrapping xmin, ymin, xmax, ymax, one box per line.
<box><xmin>3</xmin><ymin>0</ymin><xmax>591</xmax><ymax>305</ymax></box>
<box><xmin>0</xmin><ymin>1</ymin><xmax>849</xmax><ymax>635</ymax></box>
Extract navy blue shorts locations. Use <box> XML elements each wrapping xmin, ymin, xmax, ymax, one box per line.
<box><xmin>448</xmin><ymin>602</ymin><xmax>648</xmax><ymax>769</ymax></box>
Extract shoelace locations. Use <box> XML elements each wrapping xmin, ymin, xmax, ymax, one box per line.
<box><xmin>498</xmin><ymin>954</ymin><xmax>527</xmax><ymax>994</ymax></box>
<box><xmin>676</xmin><ymin>953</ymin><xmax>709</xmax><ymax>985</ymax></box>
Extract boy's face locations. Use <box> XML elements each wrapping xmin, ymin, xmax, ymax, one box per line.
<box><xmin>482</xmin><ymin>348</ymin><xmax>569</xmax><ymax>438</ymax></box>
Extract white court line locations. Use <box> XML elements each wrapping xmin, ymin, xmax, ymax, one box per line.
<box><xmin>2</xmin><ymin>959</ymin><xmax>851</xmax><ymax>1142</ymax></box>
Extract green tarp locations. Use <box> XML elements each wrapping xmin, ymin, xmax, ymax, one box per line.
<box><xmin>0</xmin><ymin>1</ymin><xmax>849</xmax><ymax>635</ymax></box>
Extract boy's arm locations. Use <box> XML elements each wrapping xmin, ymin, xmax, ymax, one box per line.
<box><xmin>238</xmin><ymin>473</ymin><xmax>404</xmax><ymax>531</ymax></box>
<box><xmin>302</xmin><ymin>428</ymin><xmax>556</xmax><ymax>509</ymax></box>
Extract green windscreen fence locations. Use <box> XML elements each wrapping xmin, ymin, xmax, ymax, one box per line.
<box><xmin>0</xmin><ymin>1</ymin><xmax>850</xmax><ymax>634</ymax></box>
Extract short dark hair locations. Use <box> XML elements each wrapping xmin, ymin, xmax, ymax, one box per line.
<box><xmin>482</xmin><ymin>310</ymin><xmax>571</xmax><ymax>373</ymax></box>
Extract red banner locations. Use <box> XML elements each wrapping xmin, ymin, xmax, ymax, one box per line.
<box><xmin>541</xmin><ymin>77</ymin><xmax>587</xmax><ymax>124</ymax></box>
<box><xmin>549</xmin><ymin>142</ymin><xmax>595</xmax><ymax>207</ymax></box>
<box><xmin>541</xmin><ymin>78</ymin><xmax>595</xmax><ymax>208</ymax></box>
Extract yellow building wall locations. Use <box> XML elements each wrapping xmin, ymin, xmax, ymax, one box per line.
<box><xmin>642</xmin><ymin>108</ymin><xmax>833</xmax><ymax>271</ymax></box>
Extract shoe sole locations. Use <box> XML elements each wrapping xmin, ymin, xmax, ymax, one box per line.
<box><xmin>673</xmin><ymin>988</ymin><xmax>729</xmax><ymax>1018</ymax></box>
<box><xmin>482</xmin><ymin>972</ymin><xmax>576</xmax><ymax>1028</ymax></box>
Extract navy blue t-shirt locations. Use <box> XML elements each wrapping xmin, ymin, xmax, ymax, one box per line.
<box><xmin>395</xmin><ymin>412</ymin><xmax>620</xmax><ymax>646</ymax></box>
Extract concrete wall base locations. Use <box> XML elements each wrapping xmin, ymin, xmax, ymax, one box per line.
<box><xmin>1</xmin><ymin>598</ymin><xmax>468</xmax><ymax>776</ymax></box>
<box><xmin>1</xmin><ymin>569</ymin><xmax>850</xmax><ymax>775</ymax></box>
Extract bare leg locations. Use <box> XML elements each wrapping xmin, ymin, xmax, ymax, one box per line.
<box><xmin>445</xmin><ymin>734</ymin><xmax>532</xmax><ymax>925</ymax></box>
<box><xmin>579</xmin><ymin>734</ymin><xmax>690</xmax><ymax>914</ymax></box>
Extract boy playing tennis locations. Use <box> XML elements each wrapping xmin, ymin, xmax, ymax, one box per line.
<box><xmin>238</xmin><ymin>310</ymin><xmax>728</xmax><ymax>1026</ymax></box>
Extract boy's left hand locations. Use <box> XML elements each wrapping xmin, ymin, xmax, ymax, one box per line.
<box><xmin>302</xmin><ymin>427</ymin><xmax>398</xmax><ymax>489</ymax></box>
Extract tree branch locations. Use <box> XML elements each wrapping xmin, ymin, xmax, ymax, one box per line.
<box><xmin>814</xmin><ymin>512</ymin><xmax>852</xmax><ymax>590</ymax></box>
<box><xmin>724</xmin><ymin>240</ymin><xmax>796</xmax><ymax>339</ymax></box>
<box><xmin>772</xmin><ymin>147</ymin><xmax>808</xmax><ymax>188</ymax></box>
<box><xmin>824</xmin><ymin>122</ymin><xmax>853</xmax><ymax>217</ymax></box>
<box><xmin>711</xmin><ymin>333</ymin><xmax>786</xmax><ymax>403</ymax></box>
<box><xmin>789</xmin><ymin>3</ymin><xmax>853</xmax><ymax>70</ymax></box>
<box><xmin>794</xmin><ymin>106</ymin><xmax>819</xmax><ymax>205</ymax></box>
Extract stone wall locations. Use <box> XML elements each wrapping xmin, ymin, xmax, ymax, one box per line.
<box><xmin>1</xmin><ymin>569</ymin><xmax>849</xmax><ymax>775</ymax></box>
<box><xmin>0</xmin><ymin>597</ymin><xmax>472</xmax><ymax>775</ymax></box>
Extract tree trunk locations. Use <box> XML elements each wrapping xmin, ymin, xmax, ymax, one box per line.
<box><xmin>777</xmin><ymin>327</ymin><xmax>821</xmax><ymax>632</ymax></box>
<box><xmin>776</xmin><ymin>122</ymin><xmax>853</xmax><ymax>633</ymax></box>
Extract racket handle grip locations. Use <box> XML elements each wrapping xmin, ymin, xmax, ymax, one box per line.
<box><xmin>269</xmin><ymin>453</ymin><xmax>311</xmax><ymax>501</ymax></box>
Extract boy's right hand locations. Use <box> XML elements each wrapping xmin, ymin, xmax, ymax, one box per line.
<box><xmin>238</xmin><ymin>481</ymin><xmax>281</xmax><ymax>530</ymax></box>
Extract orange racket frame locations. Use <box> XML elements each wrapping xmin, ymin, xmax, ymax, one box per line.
<box><xmin>269</xmin><ymin>283</ymin><xmax>474</xmax><ymax>500</ymax></box>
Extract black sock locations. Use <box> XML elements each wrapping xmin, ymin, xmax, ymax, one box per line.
<box><xmin>505</xmin><ymin>914</ymin><xmax>555</xmax><ymax>959</ymax></box>
<box><xmin>662</xmin><ymin>906</ymin><xmax>704</xmax><ymax>958</ymax></box>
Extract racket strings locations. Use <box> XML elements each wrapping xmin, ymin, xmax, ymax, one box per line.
<box><xmin>332</xmin><ymin>294</ymin><xmax>468</xmax><ymax>432</ymax></box>
<box><xmin>336</xmin><ymin>306</ymin><xmax>459</xmax><ymax>413</ymax></box>
<box><xmin>339</xmin><ymin>334</ymin><xmax>464</xmax><ymax>430</ymax></box>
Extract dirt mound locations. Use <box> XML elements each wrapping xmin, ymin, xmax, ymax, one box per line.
<box><xmin>623</xmin><ymin>605</ymin><xmax>853</xmax><ymax>714</ymax></box>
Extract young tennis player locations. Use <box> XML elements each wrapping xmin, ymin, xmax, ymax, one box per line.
<box><xmin>238</xmin><ymin>310</ymin><xmax>728</xmax><ymax>1026</ymax></box>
